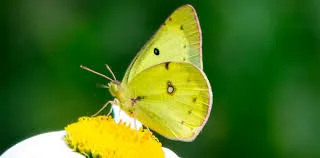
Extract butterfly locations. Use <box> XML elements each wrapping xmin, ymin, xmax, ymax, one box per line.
<box><xmin>81</xmin><ymin>4</ymin><xmax>212</xmax><ymax>142</ymax></box>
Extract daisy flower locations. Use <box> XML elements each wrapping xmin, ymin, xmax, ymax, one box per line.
<box><xmin>1</xmin><ymin>106</ymin><xmax>179</xmax><ymax>158</ymax></box>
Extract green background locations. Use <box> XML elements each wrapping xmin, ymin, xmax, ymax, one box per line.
<box><xmin>1</xmin><ymin>0</ymin><xmax>320</xmax><ymax>157</ymax></box>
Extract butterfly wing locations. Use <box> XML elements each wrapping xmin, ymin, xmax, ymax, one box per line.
<box><xmin>122</xmin><ymin>4</ymin><xmax>202</xmax><ymax>84</ymax></box>
<box><xmin>126</xmin><ymin>62</ymin><xmax>212</xmax><ymax>141</ymax></box>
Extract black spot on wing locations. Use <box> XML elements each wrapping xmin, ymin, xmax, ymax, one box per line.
<box><xmin>180</xmin><ymin>120</ymin><xmax>184</xmax><ymax>125</ymax></box>
<box><xmin>165</xmin><ymin>62</ymin><xmax>170</xmax><ymax>70</ymax></box>
<box><xmin>167</xmin><ymin>81</ymin><xmax>175</xmax><ymax>95</ymax></box>
<box><xmin>188</xmin><ymin>110</ymin><xmax>192</xmax><ymax>115</ymax></box>
<box><xmin>180</xmin><ymin>25</ymin><xmax>184</xmax><ymax>30</ymax></box>
<box><xmin>154</xmin><ymin>48</ymin><xmax>160</xmax><ymax>55</ymax></box>
<box><xmin>193</xmin><ymin>97</ymin><xmax>197</xmax><ymax>103</ymax></box>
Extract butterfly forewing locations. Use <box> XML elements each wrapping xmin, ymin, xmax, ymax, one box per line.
<box><xmin>122</xmin><ymin>5</ymin><xmax>202</xmax><ymax>84</ymax></box>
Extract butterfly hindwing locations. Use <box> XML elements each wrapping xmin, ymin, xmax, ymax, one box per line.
<box><xmin>122</xmin><ymin>4</ymin><xmax>202</xmax><ymax>84</ymax></box>
<box><xmin>126</xmin><ymin>62</ymin><xmax>212</xmax><ymax>141</ymax></box>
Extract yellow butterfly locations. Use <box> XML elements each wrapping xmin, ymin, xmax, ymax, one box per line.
<box><xmin>82</xmin><ymin>4</ymin><xmax>212</xmax><ymax>142</ymax></box>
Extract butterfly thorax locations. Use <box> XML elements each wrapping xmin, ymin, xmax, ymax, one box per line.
<box><xmin>108</xmin><ymin>81</ymin><xmax>134</xmax><ymax>115</ymax></box>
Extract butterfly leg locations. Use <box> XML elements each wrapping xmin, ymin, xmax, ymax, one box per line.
<box><xmin>92</xmin><ymin>100</ymin><xmax>113</xmax><ymax>117</ymax></box>
<box><xmin>133</xmin><ymin>112</ymin><xmax>139</xmax><ymax>141</ymax></box>
<box><xmin>106</xmin><ymin>104</ymin><xmax>113</xmax><ymax>116</ymax></box>
<box><xmin>145</xmin><ymin>125</ymin><xmax>151</xmax><ymax>133</ymax></box>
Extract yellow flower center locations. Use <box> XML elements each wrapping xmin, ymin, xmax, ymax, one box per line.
<box><xmin>64</xmin><ymin>116</ymin><xmax>164</xmax><ymax>158</ymax></box>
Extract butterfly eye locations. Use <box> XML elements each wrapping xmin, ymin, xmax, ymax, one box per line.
<box><xmin>154</xmin><ymin>48</ymin><xmax>160</xmax><ymax>55</ymax></box>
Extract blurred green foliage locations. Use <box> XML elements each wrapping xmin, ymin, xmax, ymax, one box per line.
<box><xmin>1</xmin><ymin>0</ymin><xmax>320</xmax><ymax>157</ymax></box>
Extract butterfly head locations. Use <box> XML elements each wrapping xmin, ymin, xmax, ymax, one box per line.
<box><xmin>108</xmin><ymin>80</ymin><xmax>121</xmax><ymax>97</ymax></box>
<box><xmin>80</xmin><ymin>65</ymin><xmax>124</xmax><ymax>100</ymax></box>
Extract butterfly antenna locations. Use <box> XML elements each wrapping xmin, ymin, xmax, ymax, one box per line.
<box><xmin>105</xmin><ymin>64</ymin><xmax>117</xmax><ymax>80</ymax></box>
<box><xmin>80</xmin><ymin>65</ymin><xmax>113</xmax><ymax>81</ymax></box>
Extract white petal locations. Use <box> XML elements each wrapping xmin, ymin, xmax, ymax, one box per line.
<box><xmin>162</xmin><ymin>147</ymin><xmax>180</xmax><ymax>158</ymax></box>
<box><xmin>112</xmin><ymin>104</ymin><xmax>142</xmax><ymax>130</ymax></box>
<box><xmin>1</xmin><ymin>131</ymin><xmax>83</xmax><ymax>158</ymax></box>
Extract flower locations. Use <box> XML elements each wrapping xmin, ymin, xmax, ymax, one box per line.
<box><xmin>64</xmin><ymin>116</ymin><xmax>164</xmax><ymax>157</ymax></box>
<box><xmin>1</xmin><ymin>105</ymin><xmax>179</xmax><ymax>158</ymax></box>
